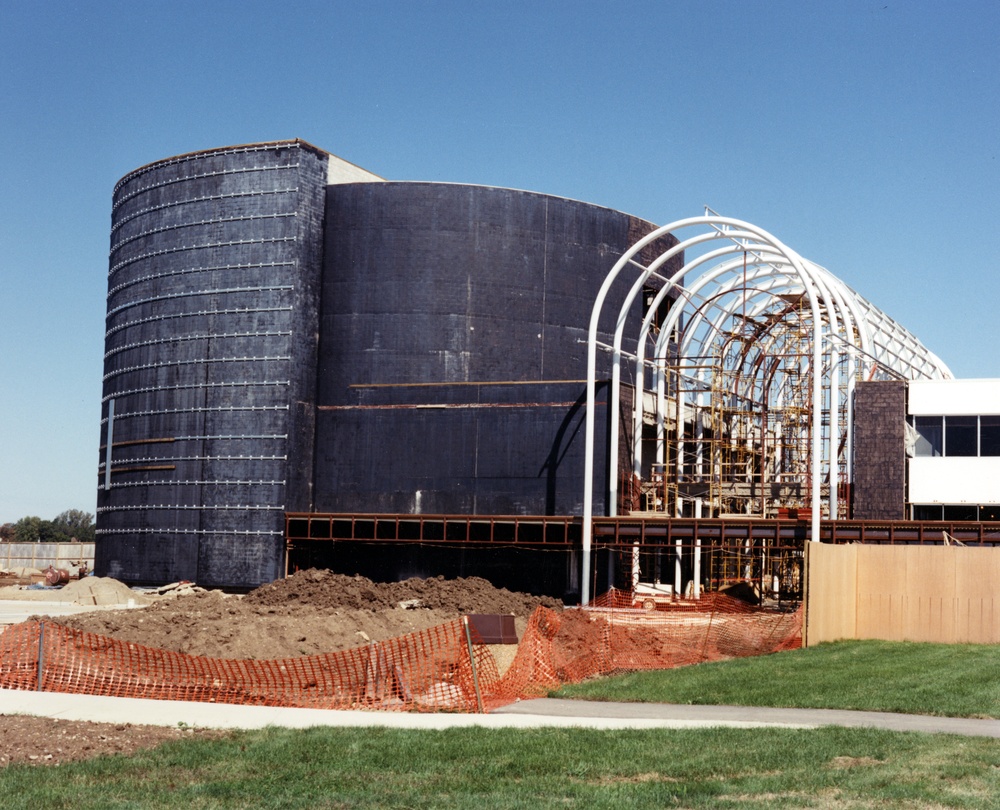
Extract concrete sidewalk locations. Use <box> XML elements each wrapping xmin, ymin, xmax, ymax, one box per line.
<box><xmin>1</xmin><ymin>689</ymin><xmax>997</xmax><ymax>737</ymax></box>
<box><xmin>496</xmin><ymin>698</ymin><xmax>1000</xmax><ymax>738</ymax></box>
<box><xmin>0</xmin><ymin>600</ymin><xmax>125</xmax><ymax>626</ymax></box>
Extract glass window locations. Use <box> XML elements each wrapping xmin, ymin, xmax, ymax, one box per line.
<box><xmin>913</xmin><ymin>416</ymin><xmax>942</xmax><ymax>457</ymax></box>
<box><xmin>980</xmin><ymin>416</ymin><xmax>1000</xmax><ymax>456</ymax></box>
<box><xmin>945</xmin><ymin>416</ymin><xmax>977</xmax><ymax>456</ymax></box>
<box><xmin>912</xmin><ymin>504</ymin><xmax>943</xmax><ymax>520</ymax></box>
<box><xmin>979</xmin><ymin>504</ymin><xmax>1000</xmax><ymax>521</ymax></box>
<box><xmin>942</xmin><ymin>503</ymin><xmax>978</xmax><ymax>521</ymax></box>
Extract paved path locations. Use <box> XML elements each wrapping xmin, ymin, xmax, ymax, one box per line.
<box><xmin>0</xmin><ymin>600</ymin><xmax>121</xmax><ymax>626</ymax></box>
<box><xmin>1</xmin><ymin>690</ymin><xmax>997</xmax><ymax>737</ymax></box>
<box><xmin>495</xmin><ymin>698</ymin><xmax>1000</xmax><ymax>738</ymax></box>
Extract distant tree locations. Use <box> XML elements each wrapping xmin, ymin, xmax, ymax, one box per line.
<box><xmin>52</xmin><ymin>509</ymin><xmax>96</xmax><ymax>543</ymax></box>
<box><xmin>8</xmin><ymin>511</ymin><xmax>95</xmax><ymax>544</ymax></box>
<box><xmin>13</xmin><ymin>516</ymin><xmax>43</xmax><ymax>543</ymax></box>
<box><xmin>38</xmin><ymin>520</ymin><xmax>70</xmax><ymax>544</ymax></box>
<box><xmin>0</xmin><ymin>523</ymin><xmax>14</xmax><ymax>542</ymax></box>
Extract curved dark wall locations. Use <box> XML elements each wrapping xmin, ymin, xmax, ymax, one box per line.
<box><xmin>95</xmin><ymin>147</ymin><xmax>681</xmax><ymax>590</ymax></box>
<box><xmin>96</xmin><ymin>141</ymin><xmax>327</xmax><ymax>587</ymax></box>
<box><xmin>315</xmin><ymin>183</ymin><xmax>679</xmax><ymax>516</ymax></box>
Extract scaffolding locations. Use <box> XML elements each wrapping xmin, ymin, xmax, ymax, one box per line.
<box><xmin>581</xmin><ymin>212</ymin><xmax>953</xmax><ymax>604</ymax></box>
<box><xmin>656</xmin><ymin>291</ymin><xmax>818</xmax><ymax>520</ymax></box>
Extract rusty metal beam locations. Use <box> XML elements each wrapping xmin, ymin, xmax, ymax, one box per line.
<box><xmin>286</xmin><ymin>513</ymin><xmax>1000</xmax><ymax>549</ymax></box>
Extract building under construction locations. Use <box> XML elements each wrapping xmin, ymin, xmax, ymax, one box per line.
<box><xmin>97</xmin><ymin>140</ymin><xmax>996</xmax><ymax>600</ymax></box>
<box><xmin>96</xmin><ymin>140</ymin><xmax>679</xmax><ymax>591</ymax></box>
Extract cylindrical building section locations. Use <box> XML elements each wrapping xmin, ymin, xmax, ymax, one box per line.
<box><xmin>96</xmin><ymin>141</ymin><xmax>329</xmax><ymax>587</ymax></box>
<box><xmin>315</xmin><ymin>182</ymin><xmax>681</xmax><ymax>517</ymax></box>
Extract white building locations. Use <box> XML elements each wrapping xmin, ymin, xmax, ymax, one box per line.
<box><xmin>907</xmin><ymin>379</ymin><xmax>1000</xmax><ymax>520</ymax></box>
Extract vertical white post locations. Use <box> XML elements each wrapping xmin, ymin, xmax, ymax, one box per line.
<box><xmin>608</xmin><ymin>351</ymin><xmax>621</xmax><ymax>517</ymax></box>
<box><xmin>694</xmin><ymin>534</ymin><xmax>702</xmax><ymax>599</ymax></box>
<box><xmin>674</xmin><ymin>533</ymin><xmax>682</xmax><ymax>597</ymax></box>
<box><xmin>104</xmin><ymin>398</ymin><xmax>115</xmax><ymax>491</ymax></box>
<box><xmin>811</xmin><ymin>308</ymin><xmax>823</xmax><ymax>544</ymax></box>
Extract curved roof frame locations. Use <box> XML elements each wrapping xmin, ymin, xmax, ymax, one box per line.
<box><xmin>650</xmin><ymin>254</ymin><xmax>851</xmax><ymax>516</ymax></box>
<box><xmin>581</xmin><ymin>215</ymin><xmax>951</xmax><ymax>605</ymax></box>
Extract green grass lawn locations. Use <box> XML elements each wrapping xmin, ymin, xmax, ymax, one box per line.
<box><xmin>553</xmin><ymin>639</ymin><xmax>1000</xmax><ymax>718</ymax></box>
<box><xmin>1</xmin><ymin>640</ymin><xmax>997</xmax><ymax>809</ymax></box>
<box><xmin>1</xmin><ymin>725</ymin><xmax>998</xmax><ymax>809</ymax></box>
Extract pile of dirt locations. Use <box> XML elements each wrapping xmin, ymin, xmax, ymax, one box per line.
<box><xmin>244</xmin><ymin>570</ymin><xmax>562</xmax><ymax>615</ymax></box>
<box><xmin>0</xmin><ymin>569</ymin><xmax>562</xmax><ymax>765</ymax></box>
<box><xmin>59</xmin><ymin>577</ymin><xmax>154</xmax><ymax>607</ymax></box>
<box><xmin>0</xmin><ymin>576</ymin><xmax>154</xmax><ymax>606</ymax></box>
<box><xmin>40</xmin><ymin>570</ymin><xmax>562</xmax><ymax>661</ymax></box>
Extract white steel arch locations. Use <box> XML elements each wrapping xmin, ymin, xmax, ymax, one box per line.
<box><xmin>581</xmin><ymin>215</ymin><xmax>951</xmax><ymax>605</ymax></box>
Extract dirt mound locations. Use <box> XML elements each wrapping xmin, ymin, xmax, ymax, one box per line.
<box><xmin>244</xmin><ymin>570</ymin><xmax>563</xmax><ymax>615</ymax></box>
<box><xmin>0</xmin><ymin>716</ymin><xmax>225</xmax><ymax>767</ymax></box>
<box><xmin>60</xmin><ymin>576</ymin><xmax>154</xmax><ymax>607</ymax></box>
<box><xmin>41</xmin><ymin>570</ymin><xmax>562</xmax><ymax>661</ymax></box>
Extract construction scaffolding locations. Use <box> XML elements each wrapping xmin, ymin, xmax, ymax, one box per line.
<box><xmin>582</xmin><ymin>212</ymin><xmax>953</xmax><ymax>604</ymax></box>
<box><xmin>654</xmin><ymin>291</ymin><xmax>819</xmax><ymax>520</ymax></box>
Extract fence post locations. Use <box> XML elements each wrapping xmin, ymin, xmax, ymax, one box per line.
<box><xmin>36</xmin><ymin>622</ymin><xmax>45</xmax><ymax>692</ymax></box>
<box><xmin>462</xmin><ymin>616</ymin><xmax>484</xmax><ymax>714</ymax></box>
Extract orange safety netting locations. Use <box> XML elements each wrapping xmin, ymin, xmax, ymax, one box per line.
<box><xmin>0</xmin><ymin>617</ymin><xmax>498</xmax><ymax>713</ymax></box>
<box><xmin>488</xmin><ymin>593</ymin><xmax>802</xmax><ymax>708</ymax></box>
<box><xmin>0</xmin><ymin>594</ymin><xmax>801</xmax><ymax>713</ymax></box>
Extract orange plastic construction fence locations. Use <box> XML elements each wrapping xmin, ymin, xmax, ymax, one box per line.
<box><xmin>0</xmin><ymin>617</ymin><xmax>497</xmax><ymax>713</ymax></box>
<box><xmin>489</xmin><ymin>593</ymin><xmax>802</xmax><ymax>707</ymax></box>
<box><xmin>0</xmin><ymin>594</ymin><xmax>801</xmax><ymax>713</ymax></box>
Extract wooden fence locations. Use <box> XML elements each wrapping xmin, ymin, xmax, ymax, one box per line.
<box><xmin>805</xmin><ymin>542</ymin><xmax>999</xmax><ymax>645</ymax></box>
<box><xmin>0</xmin><ymin>543</ymin><xmax>95</xmax><ymax>573</ymax></box>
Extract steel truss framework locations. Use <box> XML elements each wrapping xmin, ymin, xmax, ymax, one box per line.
<box><xmin>581</xmin><ymin>215</ymin><xmax>952</xmax><ymax>603</ymax></box>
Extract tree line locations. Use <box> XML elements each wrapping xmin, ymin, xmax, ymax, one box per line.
<box><xmin>0</xmin><ymin>510</ymin><xmax>96</xmax><ymax>544</ymax></box>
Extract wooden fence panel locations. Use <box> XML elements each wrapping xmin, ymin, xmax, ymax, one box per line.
<box><xmin>0</xmin><ymin>543</ymin><xmax>95</xmax><ymax>572</ymax></box>
<box><xmin>804</xmin><ymin>542</ymin><xmax>857</xmax><ymax>645</ymax></box>
<box><xmin>807</xmin><ymin>543</ymin><xmax>1000</xmax><ymax>645</ymax></box>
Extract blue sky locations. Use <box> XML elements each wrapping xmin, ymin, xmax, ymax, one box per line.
<box><xmin>2</xmin><ymin>0</ymin><xmax>999</xmax><ymax>523</ymax></box>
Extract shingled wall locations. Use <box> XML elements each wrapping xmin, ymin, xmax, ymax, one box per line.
<box><xmin>852</xmin><ymin>380</ymin><xmax>907</xmax><ymax>520</ymax></box>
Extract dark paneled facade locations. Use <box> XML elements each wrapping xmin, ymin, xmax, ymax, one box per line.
<box><xmin>97</xmin><ymin>145</ymin><xmax>679</xmax><ymax>589</ymax></box>
<box><xmin>852</xmin><ymin>380</ymin><xmax>907</xmax><ymax>520</ymax></box>
<box><xmin>96</xmin><ymin>142</ymin><xmax>328</xmax><ymax>587</ymax></box>
<box><xmin>315</xmin><ymin>183</ymin><xmax>677</xmax><ymax>517</ymax></box>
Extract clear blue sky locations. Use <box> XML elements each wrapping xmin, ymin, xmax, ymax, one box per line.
<box><xmin>2</xmin><ymin>0</ymin><xmax>999</xmax><ymax>523</ymax></box>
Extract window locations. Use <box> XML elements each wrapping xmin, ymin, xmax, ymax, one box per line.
<box><xmin>910</xmin><ymin>414</ymin><xmax>1000</xmax><ymax>456</ymax></box>
<box><xmin>980</xmin><ymin>416</ymin><xmax>1000</xmax><ymax>456</ymax></box>
<box><xmin>980</xmin><ymin>504</ymin><xmax>1000</xmax><ymax>521</ymax></box>
<box><xmin>942</xmin><ymin>503</ymin><xmax>978</xmax><ymax>521</ymax></box>
<box><xmin>912</xmin><ymin>503</ymin><xmax>1000</xmax><ymax>520</ymax></box>
<box><xmin>642</xmin><ymin>284</ymin><xmax>672</xmax><ymax>334</ymax></box>
<box><xmin>945</xmin><ymin>416</ymin><xmax>978</xmax><ymax>456</ymax></box>
<box><xmin>913</xmin><ymin>416</ymin><xmax>942</xmax><ymax>457</ymax></box>
<box><xmin>912</xmin><ymin>504</ymin><xmax>942</xmax><ymax>520</ymax></box>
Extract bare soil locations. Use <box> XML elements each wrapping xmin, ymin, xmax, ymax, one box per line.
<box><xmin>0</xmin><ymin>569</ymin><xmax>563</xmax><ymax>766</ymax></box>
<box><xmin>0</xmin><ymin>716</ymin><xmax>226</xmax><ymax>767</ymax></box>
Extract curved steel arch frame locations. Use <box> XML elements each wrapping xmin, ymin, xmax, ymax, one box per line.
<box><xmin>581</xmin><ymin>215</ymin><xmax>951</xmax><ymax>604</ymax></box>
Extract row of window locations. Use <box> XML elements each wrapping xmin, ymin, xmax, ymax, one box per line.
<box><xmin>911</xmin><ymin>504</ymin><xmax>1000</xmax><ymax>521</ymax></box>
<box><xmin>910</xmin><ymin>415</ymin><xmax>1000</xmax><ymax>457</ymax></box>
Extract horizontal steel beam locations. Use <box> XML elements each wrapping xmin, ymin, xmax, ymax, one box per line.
<box><xmin>286</xmin><ymin>513</ymin><xmax>1000</xmax><ymax>549</ymax></box>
